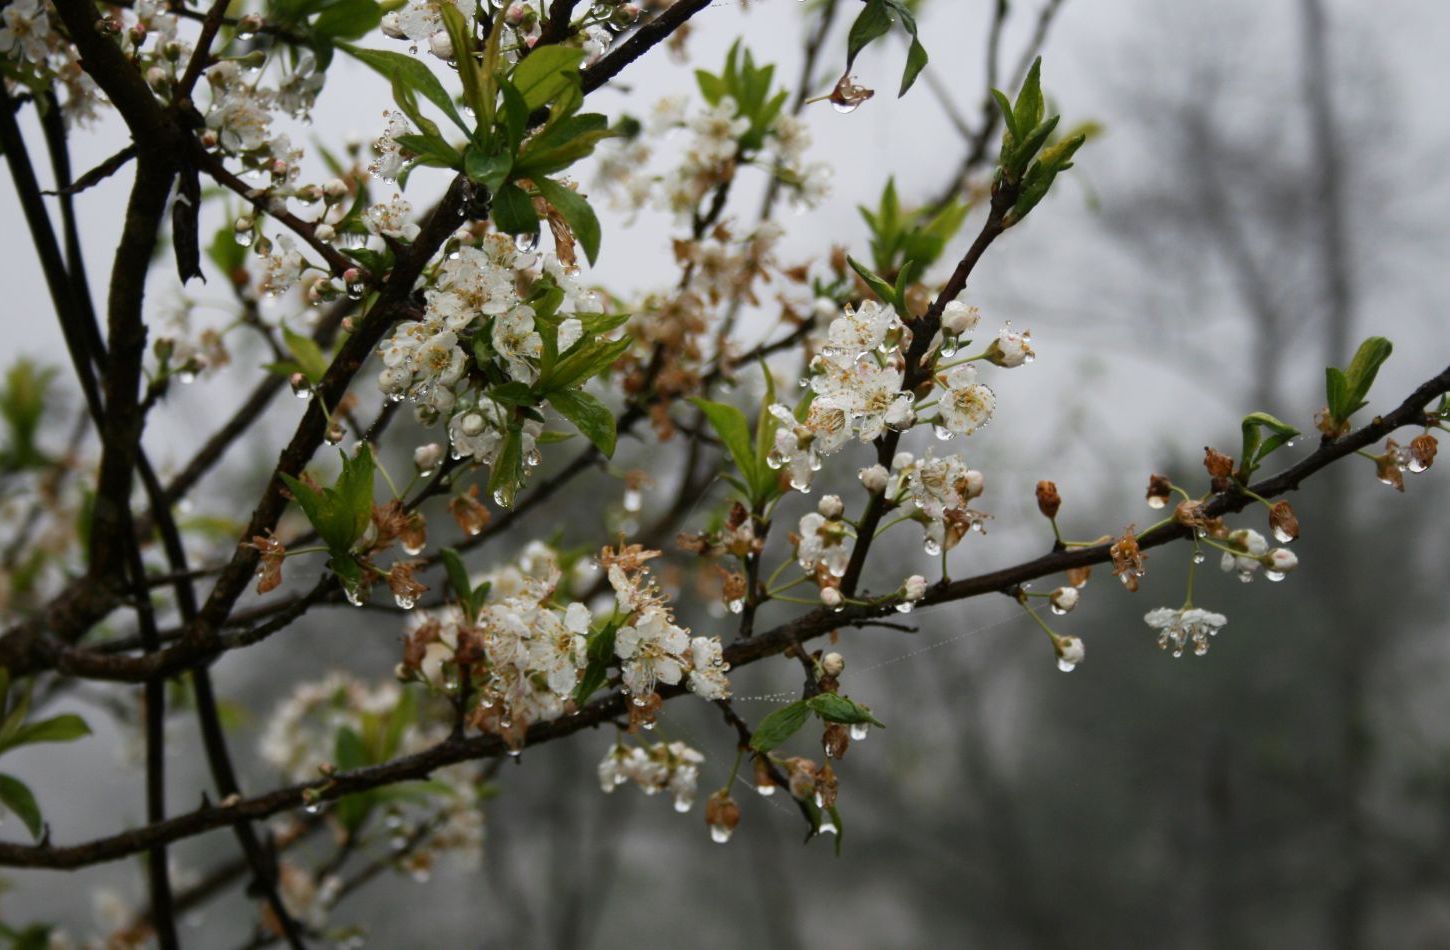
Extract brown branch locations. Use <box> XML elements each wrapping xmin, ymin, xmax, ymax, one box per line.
<box><xmin>3</xmin><ymin>363</ymin><xmax>1445</xmax><ymax>870</ymax></box>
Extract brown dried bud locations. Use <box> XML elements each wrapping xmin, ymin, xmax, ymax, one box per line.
<box><xmin>720</xmin><ymin>570</ymin><xmax>747</xmax><ymax>612</ymax></box>
<box><xmin>1066</xmin><ymin>565</ymin><xmax>1092</xmax><ymax>589</ymax></box>
<box><xmin>1109</xmin><ymin>526</ymin><xmax>1146</xmax><ymax>593</ymax></box>
<box><xmin>250</xmin><ymin>533</ymin><xmax>286</xmax><ymax>594</ymax></box>
<box><xmin>1146</xmin><ymin>473</ymin><xmax>1173</xmax><ymax>510</ymax></box>
<box><xmin>401</xmin><ymin>616</ymin><xmax>440</xmax><ymax>671</ymax></box>
<box><xmin>449</xmin><ymin>485</ymin><xmax>491</xmax><ymax>537</ymax></box>
<box><xmin>1174</xmin><ymin>500</ymin><xmax>1208</xmax><ymax>529</ymax></box>
<box><xmin>823</xmin><ymin>722</ymin><xmax>851</xmax><ymax>760</ymax></box>
<box><xmin>784</xmin><ymin>757</ymin><xmax>818</xmax><ymax>800</ymax></box>
<box><xmin>1204</xmin><ymin>447</ymin><xmax>1235</xmax><ymax>492</ymax></box>
<box><xmin>628</xmin><ymin>691</ymin><xmax>663</xmax><ymax>732</ymax></box>
<box><xmin>1375</xmin><ymin>442</ymin><xmax>1406</xmax><ymax>492</ymax></box>
<box><xmin>1410</xmin><ymin>433</ymin><xmax>1437</xmax><ymax>472</ymax></box>
<box><xmin>752</xmin><ymin>755</ymin><xmax>777</xmax><ymax>795</ymax></box>
<box><xmin>387</xmin><ymin>561</ymin><xmax>428</xmax><ymax>609</ymax></box>
<box><xmin>399</xmin><ymin>512</ymin><xmax>427</xmax><ymax>556</ymax></box>
<box><xmin>1035</xmin><ymin>480</ymin><xmax>1061</xmax><ymax>519</ymax></box>
<box><xmin>1268</xmin><ymin>501</ymin><xmax>1300</xmax><ymax>543</ymax></box>
<box><xmin>1314</xmin><ymin>406</ymin><xmax>1351</xmax><ymax>439</ymax></box>
<box><xmin>705</xmin><ymin>790</ymin><xmax>741</xmax><ymax>842</ymax></box>
<box><xmin>815</xmin><ymin>762</ymin><xmax>839</xmax><ymax>809</ymax></box>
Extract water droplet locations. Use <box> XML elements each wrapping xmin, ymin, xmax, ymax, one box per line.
<box><xmin>177</xmin><ymin>369</ymin><xmax>196</xmax><ymax>384</ymax></box>
<box><xmin>394</xmin><ymin>594</ymin><xmax>415</xmax><ymax>609</ymax></box>
<box><xmin>1050</xmin><ymin>604</ymin><xmax>1068</xmax><ymax>616</ymax></box>
<box><xmin>939</xmin><ymin>339</ymin><xmax>959</xmax><ymax>359</ymax></box>
<box><xmin>304</xmin><ymin>802</ymin><xmax>325</xmax><ymax>815</ymax></box>
<box><xmin>849</xmin><ymin>723</ymin><xmax>868</xmax><ymax>741</ymax></box>
<box><xmin>933</xmin><ymin>424</ymin><xmax>954</xmax><ymax>441</ymax></box>
<box><xmin>923</xmin><ymin>537</ymin><xmax>941</xmax><ymax>557</ymax></box>
<box><xmin>344</xmin><ymin>586</ymin><xmax>365</xmax><ymax>607</ymax></box>
<box><xmin>1146</xmin><ymin>496</ymin><xmax>1166</xmax><ymax>510</ymax></box>
<box><xmin>1057</xmin><ymin>657</ymin><xmax>1077</xmax><ymax>672</ymax></box>
<box><xmin>1265</xmin><ymin>569</ymin><xmax>1286</xmax><ymax>582</ymax></box>
<box><xmin>895</xmin><ymin>601</ymin><xmax>914</xmax><ymax>614</ymax></box>
<box><xmin>832</xmin><ymin>99</ymin><xmax>859</xmax><ymax>115</ymax></box>
<box><xmin>402</xmin><ymin>539</ymin><xmax>425</xmax><ymax>556</ymax></box>
<box><xmin>641</xmin><ymin>720</ymin><xmax>655</xmax><ymax>731</ymax></box>
<box><xmin>818</xmin><ymin>815</ymin><xmax>838</xmax><ymax>835</ymax></box>
<box><xmin>324</xmin><ymin>422</ymin><xmax>345</xmax><ymax>445</ymax></box>
<box><xmin>710</xmin><ymin>824</ymin><xmax>733</xmax><ymax>844</ymax></box>
<box><xmin>1023</xmin><ymin>353</ymin><xmax>1036</xmax><ymax>364</ymax></box>
<box><xmin>492</xmin><ymin>488</ymin><xmax>513</xmax><ymax>508</ymax></box>
<box><xmin>1272</xmin><ymin>525</ymin><xmax>1294</xmax><ymax>543</ymax></box>
<box><xmin>766</xmin><ymin>450</ymin><xmax>786</xmax><ymax>470</ymax></box>
<box><xmin>514</xmin><ymin>231</ymin><xmax>540</xmax><ymax>253</ymax></box>
<box><xmin>631</xmin><ymin>696</ymin><xmax>646</xmax><ymax>707</ymax></box>
<box><xmin>1408</xmin><ymin>457</ymin><xmax>1429</xmax><ymax>474</ymax></box>
<box><xmin>727</xmin><ymin>598</ymin><xmax>744</xmax><ymax>614</ymax></box>
<box><xmin>673</xmin><ymin>798</ymin><xmax>691</xmax><ymax>814</ymax></box>
<box><xmin>756</xmin><ymin>782</ymin><xmax>776</xmax><ymax>797</ymax></box>
<box><xmin>1192</xmin><ymin>551</ymin><xmax>1206</xmax><ymax>564</ymax></box>
<box><xmin>235</xmin><ymin>231</ymin><xmax>254</xmax><ymax>248</ymax></box>
<box><xmin>347</xmin><ymin>281</ymin><xmax>366</xmax><ymax>300</ymax></box>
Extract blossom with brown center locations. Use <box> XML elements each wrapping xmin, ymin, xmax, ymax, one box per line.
<box><xmin>1174</xmin><ymin>500</ymin><xmax>1208</xmax><ymax>530</ymax></box>
<box><xmin>1110</xmin><ymin>526</ymin><xmax>1146</xmax><ymax>592</ymax></box>
<box><xmin>1036</xmin><ymin>480</ymin><xmax>1061</xmax><ymax>519</ymax></box>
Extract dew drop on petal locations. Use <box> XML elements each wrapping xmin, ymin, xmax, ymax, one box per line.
<box><xmin>1057</xmin><ymin>657</ymin><xmax>1077</xmax><ymax>673</ymax></box>
<box><xmin>895</xmin><ymin>601</ymin><xmax>914</xmax><ymax>614</ymax></box>
<box><xmin>710</xmin><ymin>824</ymin><xmax>733</xmax><ymax>844</ymax></box>
<box><xmin>849</xmin><ymin>723</ymin><xmax>868</xmax><ymax>741</ymax></box>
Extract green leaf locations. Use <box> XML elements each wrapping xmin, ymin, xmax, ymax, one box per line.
<box><xmin>1013</xmin><ymin>56</ymin><xmax>1045</xmax><ymax>131</ymax></box>
<box><xmin>464</xmin><ymin>145</ymin><xmax>512</xmax><ymax>192</ymax></box>
<box><xmin>282</xmin><ymin>324</ymin><xmax>328</xmax><ymax>384</ymax></box>
<box><xmin>807</xmin><ymin>693</ymin><xmax>885</xmax><ymax>728</ymax></box>
<box><xmin>573</xmin><ymin>622</ymin><xmax>618</xmax><ymax>705</ymax></box>
<box><xmin>749</xmin><ymin>701</ymin><xmax>811</xmax><ymax>752</ymax></box>
<box><xmin>312</xmin><ymin>0</ymin><xmax>380</xmax><ymax>39</ymax></box>
<box><xmin>900</xmin><ymin>35</ymin><xmax>929</xmax><ymax>96</ymax></box>
<box><xmin>846</xmin><ymin>0</ymin><xmax>893</xmax><ymax>71</ymax></box>
<box><xmin>491</xmin><ymin>182</ymin><xmax>539</xmax><ymax>236</ymax></box>
<box><xmin>547</xmin><ymin>389</ymin><xmax>616</xmax><ymax>457</ymax></box>
<box><xmin>488</xmin><ymin>428</ymin><xmax>524</xmax><ymax>508</ymax></box>
<box><xmin>440</xmin><ymin>547</ymin><xmax>475</xmax><ymax>619</ymax></box>
<box><xmin>513</xmin><ymin>115</ymin><xmax>614</xmax><ymax>178</ymax></box>
<box><xmin>690</xmin><ymin>398</ymin><xmax>758</xmax><ymax>495</ymax></box>
<box><xmin>0</xmin><ymin>773</ymin><xmax>42</xmax><ymax>840</ymax></box>
<box><xmin>544</xmin><ymin>335</ymin><xmax>630</xmax><ymax>391</ymax></box>
<box><xmin>511</xmin><ymin>46</ymin><xmax>586</xmax><ymax>111</ymax></box>
<box><xmin>338</xmin><ymin>43</ymin><xmax>468</xmax><ymax>133</ymax></box>
<box><xmin>395</xmin><ymin>131</ymin><xmax>461</xmax><ymax>169</ymax></box>
<box><xmin>847</xmin><ymin>255</ymin><xmax>898</xmax><ymax>309</ymax></box>
<box><xmin>1344</xmin><ymin>336</ymin><xmax>1394</xmax><ymax>415</ymax></box>
<box><xmin>990</xmin><ymin>88</ymin><xmax>1018</xmax><ymax>141</ymax></box>
<box><xmin>0</xmin><ymin>714</ymin><xmax>90</xmax><ymax>754</ymax></box>
<box><xmin>533</xmin><ymin>177</ymin><xmax>601</xmax><ymax>266</ymax></box>
<box><xmin>1239</xmin><ymin>411</ymin><xmax>1301</xmax><ymax>479</ymax></box>
<box><xmin>439</xmin><ymin>4</ymin><xmax>489</xmax><ymax>125</ymax></box>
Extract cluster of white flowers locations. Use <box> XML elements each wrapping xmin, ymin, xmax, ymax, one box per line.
<box><xmin>375</xmin><ymin>234</ymin><xmax>603</xmax><ymax>471</ymax></box>
<box><xmin>1218</xmin><ymin>527</ymin><xmax>1298</xmax><ymax>582</ymax></box>
<box><xmin>603</xmin><ymin>547</ymin><xmax>731</xmax><ymax>704</ymax></box>
<box><xmin>597</xmin><ymin>740</ymin><xmax>704</xmax><ymax>812</ymax></box>
<box><xmin>1145</xmin><ymin>606</ymin><xmax>1229</xmax><ymax>658</ymax></box>
<box><xmin>597</xmin><ymin>92</ymin><xmax>830</xmax><ymax>219</ymax></box>
<box><xmin>1</xmin><ymin>0</ymin><xmax>106</xmax><ymax>124</ymax></box>
<box><xmin>380</xmin><ymin>0</ymin><xmax>616</xmax><ymax>66</ymax></box>
<box><xmin>259</xmin><ymin>672</ymin><xmax>408</xmax><ymax>781</ymax></box>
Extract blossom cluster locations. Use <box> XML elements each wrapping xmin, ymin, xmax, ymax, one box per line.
<box><xmin>597</xmin><ymin>739</ymin><xmax>705</xmax><ymax>812</ymax></box>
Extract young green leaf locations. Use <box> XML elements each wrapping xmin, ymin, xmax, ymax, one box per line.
<box><xmin>846</xmin><ymin>0</ymin><xmax>894</xmax><ymax>72</ymax></box>
<box><xmin>0</xmin><ymin>773</ymin><xmax>42</xmax><ymax>840</ymax></box>
<box><xmin>573</xmin><ymin>623</ymin><xmax>618</xmax><ymax>705</ymax></box>
<box><xmin>690</xmin><ymin>398</ymin><xmax>758</xmax><ymax>494</ymax></box>
<box><xmin>749</xmin><ymin>700</ymin><xmax>812</xmax><ymax>752</ymax></box>
<box><xmin>491</xmin><ymin>181</ymin><xmax>539</xmax><ymax>236</ymax></box>
<box><xmin>547</xmin><ymin>388</ymin><xmax>616</xmax><ymax>457</ymax></box>
<box><xmin>0</xmin><ymin>713</ymin><xmax>91</xmax><ymax>755</ymax></box>
<box><xmin>1239</xmin><ymin>411</ymin><xmax>1301</xmax><ymax>479</ymax></box>
<box><xmin>807</xmin><ymin>693</ymin><xmax>886</xmax><ymax>728</ymax></box>
<box><xmin>533</xmin><ymin>177</ymin><xmax>602</xmax><ymax>266</ymax></box>
<box><xmin>847</xmin><ymin>255</ymin><xmax>898</xmax><ymax>310</ymax></box>
<box><xmin>282</xmin><ymin>324</ymin><xmax>329</xmax><ymax>384</ymax></box>
<box><xmin>338</xmin><ymin>44</ymin><xmax>468</xmax><ymax>133</ymax></box>
<box><xmin>510</xmin><ymin>46</ymin><xmax>586</xmax><ymax>110</ymax></box>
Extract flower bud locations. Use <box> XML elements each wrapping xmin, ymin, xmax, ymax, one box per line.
<box><xmin>313</xmin><ymin>223</ymin><xmax>336</xmax><ymax>243</ymax></box>
<box><xmin>984</xmin><ymin>326</ymin><xmax>1034</xmax><ymax>367</ymax></box>
<box><xmin>820</xmin><ymin>652</ymin><xmax>845</xmax><ymax>677</ymax></box>
<box><xmin>1049</xmin><ymin>586</ymin><xmax>1079</xmax><ymax>615</ymax></box>
<box><xmin>817</xmin><ymin>494</ymin><xmax>844</xmax><ymax>519</ymax></box>
<box><xmin>1054</xmin><ymin>634</ymin><xmax>1085</xmax><ymax>672</ymax></box>
<box><xmin>1266</xmin><ymin>548</ymin><xmax>1298</xmax><ymax>574</ymax></box>
<box><xmin>941</xmin><ymin>299</ymin><xmax>981</xmax><ymax>336</ymax></box>
<box><xmin>859</xmin><ymin>464</ymin><xmax>889</xmax><ymax>493</ymax></box>
<box><xmin>1035</xmin><ymin>480</ymin><xmax>1061</xmax><ymax>519</ymax></box>
<box><xmin>891</xmin><ymin>451</ymin><xmax>915</xmax><ymax>470</ymax></box>
<box><xmin>820</xmin><ymin>587</ymin><xmax>842</xmax><ymax>608</ymax></box>
<box><xmin>1066</xmin><ymin>565</ymin><xmax>1091</xmax><ymax>588</ymax></box>
<box><xmin>903</xmin><ymin>575</ymin><xmax>927</xmax><ymax>602</ymax></box>
<box><xmin>323</xmin><ymin>178</ymin><xmax>349</xmax><ymax>200</ymax></box>
<box><xmin>414</xmin><ymin>443</ymin><xmax>444</xmax><ymax>472</ymax></box>
<box><xmin>705</xmin><ymin>790</ymin><xmax>740</xmax><ymax>843</ymax></box>
<box><xmin>427</xmin><ymin>29</ymin><xmax>453</xmax><ymax>60</ymax></box>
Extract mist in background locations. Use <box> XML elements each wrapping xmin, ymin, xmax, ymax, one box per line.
<box><xmin>3</xmin><ymin>0</ymin><xmax>1450</xmax><ymax>946</ymax></box>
